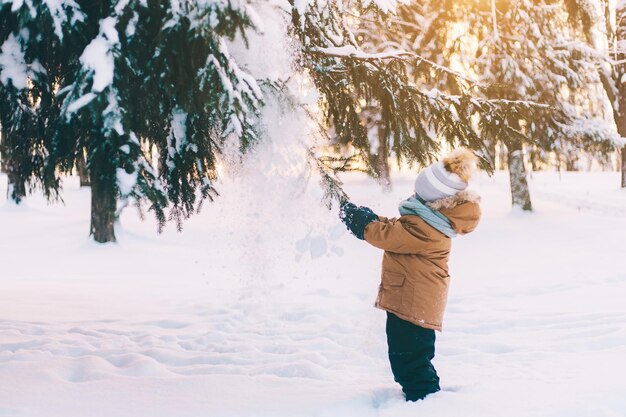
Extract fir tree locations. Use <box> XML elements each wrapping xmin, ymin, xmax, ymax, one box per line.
<box><xmin>0</xmin><ymin>0</ymin><xmax>81</xmax><ymax>203</ymax></box>
<box><xmin>0</xmin><ymin>0</ymin><xmax>263</xmax><ymax>242</ymax></box>
<box><xmin>290</xmin><ymin>0</ymin><xmax>562</xmax><ymax>205</ymax></box>
<box><xmin>359</xmin><ymin>0</ymin><xmax>622</xmax><ymax>210</ymax></box>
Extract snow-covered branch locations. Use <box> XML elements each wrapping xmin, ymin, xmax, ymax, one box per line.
<box><xmin>310</xmin><ymin>45</ymin><xmax>477</xmax><ymax>85</ymax></box>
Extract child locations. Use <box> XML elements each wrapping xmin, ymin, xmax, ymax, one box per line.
<box><xmin>339</xmin><ymin>148</ymin><xmax>481</xmax><ymax>402</ymax></box>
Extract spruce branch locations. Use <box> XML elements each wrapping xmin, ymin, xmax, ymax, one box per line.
<box><xmin>308</xmin><ymin>46</ymin><xmax>477</xmax><ymax>86</ymax></box>
<box><xmin>307</xmin><ymin>148</ymin><xmax>349</xmax><ymax>209</ymax></box>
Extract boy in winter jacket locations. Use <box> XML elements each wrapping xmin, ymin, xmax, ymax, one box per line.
<box><xmin>339</xmin><ymin>148</ymin><xmax>481</xmax><ymax>402</ymax></box>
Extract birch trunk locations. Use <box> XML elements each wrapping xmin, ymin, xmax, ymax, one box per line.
<box><xmin>622</xmin><ymin>148</ymin><xmax>626</xmax><ymax>187</ymax></box>
<box><xmin>508</xmin><ymin>141</ymin><xmax>532</xmax><ymax>211</ymax></box>
<box><xmin>612</xmin><ymin>3</ymin><xmax>626</xmax><ymax>187</ymax></box>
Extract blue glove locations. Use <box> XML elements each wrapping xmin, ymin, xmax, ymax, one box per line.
<box><xmin>339</xmin><ymin>201</ymin><xmax>379</xmax><ymax>240</ymax></box>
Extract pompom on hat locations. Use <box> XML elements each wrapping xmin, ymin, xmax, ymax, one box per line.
<box><xmin>414</xmin><ymin>148</ymin><xmax>478</xmax><ymax>202</ymax></box>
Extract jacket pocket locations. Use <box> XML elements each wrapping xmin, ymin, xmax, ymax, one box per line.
<box><xmin>379</xmin><ymin>271</ymin><xmax>406</xmax><ymax>311</ymax></box>
<box><xmin>385</xmin><ymin>271</ymin><xmax>405</xmax><ymax>286</ymax></box>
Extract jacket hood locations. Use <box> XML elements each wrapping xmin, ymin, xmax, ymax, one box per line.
<box><xmin>427</xmin><ymin>190</ymin><xmax>481</xmax><ymax>235</ymax></box>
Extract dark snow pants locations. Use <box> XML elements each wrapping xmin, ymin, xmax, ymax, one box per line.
<box><xmin>386</xmin><ymin>312</ymin><xmax>440</xmax><ymax>401</ymax></box>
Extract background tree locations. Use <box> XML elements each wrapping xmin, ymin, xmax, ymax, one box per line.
<box><xmin>356</xmin><ymin>0</ymin><xmax>622</xmax><ymax>210</ymax></box>
<box><xmin>290</xmin><ymin>0</ymin><xmax>553</xmax><ymax>205</ymax></box>
<box><xmin>583</xmin><ymin>0</ymin><xmax>626</xmax><ymax>188</ymax></box>
<box><xmin>618</xmin><ymin>1</ymin><xmax>626</xmax><ymax>187</ymax></box>
<box><xmin>0</xmin><ymin>0</ymin><xmax>263</xmax><ymax>242</ymax></box>
<box><xmin>0</xmin><ymin>0</ymin><xmax>73</xmax><ymax>203</ymax></box>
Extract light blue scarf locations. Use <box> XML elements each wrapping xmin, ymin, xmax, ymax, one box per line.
<box><xmin>398</xmin><ymin>196</ymin><xmax>457</xmax><ymax>238</ymax></box>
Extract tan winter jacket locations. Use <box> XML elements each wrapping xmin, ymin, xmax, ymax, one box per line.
<box><xmin>364</xmin><ymin>191</ymin><xmax>481</xmax><ymax>331</ymax></box>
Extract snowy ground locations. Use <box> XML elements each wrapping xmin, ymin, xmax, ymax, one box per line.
<box><xmin>1</xmin><ymin>170</ymin><xmax>626</xmax><ymax>417</ymax></box>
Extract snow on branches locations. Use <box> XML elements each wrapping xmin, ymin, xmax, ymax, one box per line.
<box><xmin>0</xmin><ymin>0</ymin><xmax>264</xmax><ymax>240</ymax></box>
<box><xmin>291</xmin><ymin>0</ymin><xmax>562</xmax><ymax>181</ymax></box>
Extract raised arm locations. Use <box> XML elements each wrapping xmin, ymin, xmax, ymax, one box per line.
<box><xmin>339</xmin><ymin>201</ymin><xmax>441</xmax><ymax>255</ymax></box>
<box><xmin>364</xmin><ymin>217</ymin><xmax>440</xmax><ymax>255</ymax></box>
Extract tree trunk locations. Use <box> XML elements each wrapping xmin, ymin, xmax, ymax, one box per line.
<box><xmin>496</xmin><ymin>142</ymin><xmax>508</xmax><ymax>170</ymax></box>
<box><xmin>615</xmin><ymin>110</ymin><xmax>626</xmax><ymax>187</ymax></box>
<box><xmin>609</xmin><ymin>83</ymin><xmax>626</xmax><ymax>185</ymax></box>
<box><xmin>1</xmin><ymin>126</ymin><xmax>26</xmax><ymax>202</ymax></box>
<box><xmin>6</xmin><ymin>167</ymin><xmax>26</xmax><ymax>203</ymax></box>
<box><xmin>507</xmin><ymin>141</ymin><xmax>532</xmax><ymax>211</ymax></box>
<box><xmin>77</xmin><ymin>149</ymin><xmax>90</xmax><ymax>187</ymax></box>
<box><xmin>529</xmin><ymin>147</ymin><xmax>539</xmax><ymax>171</ymax></box>
<box><xmin>2</xmin><ymin>147</ymin><xmax>26</xmax><ymax>204</ymax></box>
<box><xmin>0</xmin><ymin>126</ymin><xmax>5</xmax><ymax>174</ymax></box>
<box><xmin>89</xmin><ymin>161</ymin><xmax>117</xmax><ymax>243</ymax></box>
<box><xmin>565</xmin><ymin>156</ymin><xmax>578</xmax><ymax>172</ymax></box>
<box><xmin>614</xmin><ymin>4</ymin><xmax>626</xmax><ymax>187</ymax></box>
<box><xmin>376</xmin><ymin>124</ymin><xmax>392</xmax><ymax>192</ymax></box>
<box><xmin>622</xmin><ymin>147</ymin><xmax>626</xmax><ymax>188</ymax></box>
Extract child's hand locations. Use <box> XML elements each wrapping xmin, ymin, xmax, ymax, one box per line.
<box><xmin>339</xmin><ymin>201</ymin><xmax>379</xmax><ymax>240</ymax></box>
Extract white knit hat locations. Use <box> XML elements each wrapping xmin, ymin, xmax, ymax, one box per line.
<box><xmin>414</xmin><ymin>149</ymin><xmax>477</xmax><ymax>202</ymax></box>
